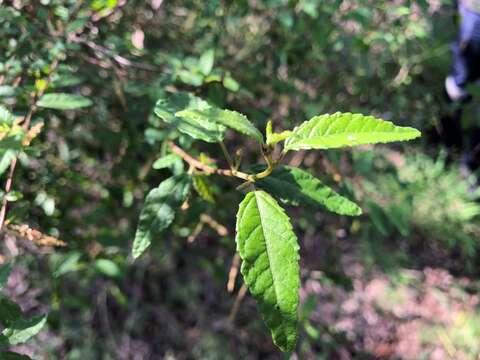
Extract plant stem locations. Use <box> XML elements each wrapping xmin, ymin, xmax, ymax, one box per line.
<box><xmin>219</xmin><ymin>141</ymin><xmax>234</xmax><ymax>170</ymax></box>
<box><xmin>167</xmin><ymin>140</ymin><xmax>253</xmax><ymax>181</ymax></box>
<box><xmin>167</xmin><ymin>141</ymin><xmax>278</xmax><ymax>185</ymax></box>
<box><xmin>0</xmin><ymin>58</ymin><xmax>59</xmax><ymax>230</ymax></box>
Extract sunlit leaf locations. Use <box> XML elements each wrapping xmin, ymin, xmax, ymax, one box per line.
<box><xmin>236</xmin><ymin>191</ymin><xmax>299</xmax><ymax>352</ymax></box>
<box><xmin>2</xmin><ymin>315</ymin><xmax>47</xmax><ymax>345</ymax></box>
<box><xmin>176</xmin><ymin>107</ymin><xmax>263</xmax><ymax>143</ymax></box>
<box><xmin>285</xmin><ymin>112</ymin><xmax>421</xmax><ymax>151</ymax></box>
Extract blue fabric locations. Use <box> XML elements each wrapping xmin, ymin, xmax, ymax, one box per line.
<box><xmin>451</xmin><ymin>5</ymin><xmax>480</xmax><ymax>86</ymax></box>
<box><xmin>459</xmin><ymin>5</ymin><xmax>480</xmax><ymax>44</ymax></box>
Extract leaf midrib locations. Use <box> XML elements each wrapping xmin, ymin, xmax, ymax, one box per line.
<box><xmin>254</xmin><ymin>192</ymin><xmax>282</xmax><ymax>312</ymax></box>
<box><xmin>292</xmin><ymin>129</ymin><xmax>418</xmax><ymax>141</ymax></box>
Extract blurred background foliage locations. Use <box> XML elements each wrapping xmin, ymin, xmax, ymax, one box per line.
<box><xmin>1</xmin><ymin>0</ymin><xmax>480</xmax><ymax>358</ymax></box>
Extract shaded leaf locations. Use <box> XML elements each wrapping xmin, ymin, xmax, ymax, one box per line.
<box><xmin>0</xmin><ymin>351</ymin><xmax>32</xmax><ymax>360</ymax></box>
<box><xmin>154</xmin><ymin>92</ymin><xmax>225</xmax><ymax>143</ymax></box>
<box><xmin>0</xmin><ymin>297</ymin><xmax>22</xmax><ymax>327</ymax></box>
<box><xmin>285</xmin><ymin>112</ymin><xmax>421</xmax><ymax>151</ymax></box>
<box><xmin>132</xmin><ymin>174</ymin><xmax>191</xmax><ymax>258</ymax></box>
<box><xmin>176</xmin><ymin>107</ymin><xmax>263</xmax><ymax>143</ymax></box>
<box><xmin>256</xmin><ymin>166</ymin><xmax>362</xmax><ymax>216</ymax></box>
<box><xmin>192</xmin><ymin>174</ymin><xmax>214</xmax><ymax>203</ymax></box>
<box><xmin>37</xmin><ymin>93</ymin><xmax>93</xmax><ymax>110</ymax></box>
<box><xmin>0</xmin><ymin>263</ymin><xmax>12</xmax><ymax>289</ymax></box>
<box><xmin>236</xmin><ymin>191</ymin><xmax>299</xmax><ymax>352</ymax></box>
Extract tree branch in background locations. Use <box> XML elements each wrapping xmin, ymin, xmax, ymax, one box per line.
<box><xmin>0</xmin><ymin>58</ymin><xmax>59</xmax><ymax>230</ymax></box>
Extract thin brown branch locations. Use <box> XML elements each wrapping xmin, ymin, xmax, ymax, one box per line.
<box><xmin>0</xmin><ymin>58</ymin><xmax>59</xmax><ymax>230</ymax></box>
<box><xmin>166</xmin><ymin>140</ymin><xmax>253</xmax><ymax>181</ymax></box>
<box><xmin>228</xmin><ymin>283</ymin><xmax>248</xmax><ymax>323</ymax></box>
<box><xmin>70</xmin><ymin>35</ymin><xmax>158</xmax><ymax>71</ymax></box>
<box><xmin>227</xmin><ymin>254</ymin><xmax>240</xmax><ymax>293</ymax></box>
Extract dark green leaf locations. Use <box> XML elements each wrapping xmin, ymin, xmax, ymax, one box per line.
<box><xmin>0</xmin><ymin>263</ymin><xmax>12</xmax><ymax>289</ymax></box>
<box><xmin>0</xmin><ymin>297</ymin><xmax>22</xmax><ymax>327</ymax></box>
<box><xmin>132</xmin><ymin>174</ymin><xmax>191</xmax><ymax>258</ymax></box>
<box><xmin>176</xmin><ymin>107</ymin><xmax>263</xmax><ymax>143</ymax></box>
<box><xmin>154</xmin><ymin>92</ymin><xmax>225</xmax><ymax>143</ymax></box>
<box><xmin>256</xmin><ymin>166</ymin><xmax>362</xmax><ymax>216</ymax></box>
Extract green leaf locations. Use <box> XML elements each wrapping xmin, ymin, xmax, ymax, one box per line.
<box><xmin>152</xmin><ymin>154</ymin><xmax>181</xmax><ymax>170</ymax></box>
<box><xmin>176</xmin><ymin>107</ymin><xmax>263</xmax><ymax>143</ymax></box>
<box><xmin>36</xmin><ymin>93</ymin><xmax>93</xmax><ymax>110</ymax></box>
<box><xmin>2</xmin><ymin>315</ymin><xmax>47</xmax><ymax>345</ymax></box>
<box><xmin>284</xmin><ymin>112</ymin><xmax>421</xmax><ymax>151</ymax></box>
<box><xmin>94</xmin><ymin>259</ymin><xmax>121</xmax><ymax>278</ymax></box>
<box><xmin>198</xmin><ymin>49</ymin><xmax>215</xmax><ymax>76</ymax></box>
<box><xmin>0</xmin><ymin>297</ymin><xmax>22</xmax><ymax>327</ymax></box>
<box><xmin>0</xmin><ymin>263</ymin><xmax>12</xmax><ymax>289</ymax></box>
<box><xmin>0</xmin><ymin>351</ymin><xmax>32</xmax><ymax>360</ymax></box>
<box><xmin>223</xmin><ymin>74</ymin><xmax>240</xmax><ymax>92</ymax></box>
<box><xmin>256</xmin><ymin>166</ymin><xmax>362</xmax><ymax>216</ymax></box>
<box><xmin>265</xmin><ymin>121</ymin><xmax>293</xmax><ymax>146</ymax></box>
<box><xmin>235</xmin><ymin>191</ymin><xmax>299</xmax><ymax>352</ymax></box>
<box><xmin>132</xmin><ymin>174</ymin><xmax>191</xmax><ymax>259</ymax></box>
<box><xmin>192</xmin><ymin>174</ymin><xmax>214</xmax><ymax>203</ymax></box>
<box><xmin>0</xmin><ymin>106</ymin><xmax>14</xmax><ymax>126</ymax></box>
<box><xmin>154</xmin><ymin>92</ymin><xmax>225</xmax><ymax>143</ymax></box>
<box><xmin>0</xmin><ymin>130</ymin><xmax>24</xmax><ymax>177</ymax></box>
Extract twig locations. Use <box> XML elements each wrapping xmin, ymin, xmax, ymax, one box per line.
<box><xmin>228</xmin><ymin>283</ymin><xmax>248</xmax><ymax>323</ymax></box>
<box><xmin>220</xmin><ymin>141</ymin><xmax>234</xmax><ymax>170</ymax></box>
<box><xmin>167</xmin><ymin>140</ymin><xmax>252</xmax><ymax>181</ymax></box>
<box><xmin>227</xmin><ymin>254</ymin><xmax>240</xmax><ymax>293</ymax></box>
<box><xmin>70</xmin><ymin>35</ymin><xmax>158</xmax><ymax>71</ymax></box>
<box><xmin>0</xmin><ymin>58</ymin><xmax>59</xmax><ymax>230</ymax></box>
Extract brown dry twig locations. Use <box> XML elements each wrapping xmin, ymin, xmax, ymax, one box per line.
<box><xmin>228</xmin><ymin>283</ymin><xmax>248</xmax><ymax>323</ymax></box>
<box><xmin>4</xmin><ymin>223</ymin><xmax>66</xmax><ymax>247</ymax></box>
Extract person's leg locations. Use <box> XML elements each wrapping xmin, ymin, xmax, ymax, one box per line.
<box><xmin>446</xmin><ymin>41</ymin><xmax>472</xmax><ymax>102</ymax></box>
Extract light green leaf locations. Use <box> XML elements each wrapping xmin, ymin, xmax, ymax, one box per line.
<box><xmin>223</xmin><ymin>74</ymin><xmax>240</xmax><ymax>92</ymax></box>
<box><xmin>284</xmin><ymin>112</ymin><xmax>421</xmax><ymax>151</ymax></box>
<box><xmin>95</xmin><ymin>259</ymin><xmax>121</xmax><ymax>278</ymax></box>
<box><xmin>0</xmin><ymin>130</ymin><xmax>24</xmax><ymax>177</ymax></box>
<box><xmin>2</xmin><ymin>315</ymin><xmax>47</xmax><ymax>345</ymax></box>
<box><xmin>0</xmin><ymin>86</ymin><xmax>15</xmax><ymax>98</ymax></box>
<box><xmin>192</xmin><ymin>174</ymin><xmax>214</xmax><ymax>203</ymax></box>
<box><xmin>198</xmin><ymin>49</ymin><xmax>215</xmax><ymax>76</ymax></box>
<box><xmin>235</xmin><ymin>191</ymin><xmax>299</xmax><ymax>352</ymax></box>
<box><xmin>176</xmin><ymin>107</ymin><xmax>263</xmax><ymax>143</ymax></box>
<box><xmin>266</xmin><ymin>121</ymin><xmax>293</xmax><ymax>146</ymax></box>
<box><xmin>0</xmin><ymin>263</ymin><xmax>12</xmax><ymax>289</ymax></box>
<box><xmin>177</xmin><ymin>70</ymin><xmax>203</xmax><ymax>86</ymax></box>
<box><xmin>37</xmin><ymin>93</ymin><xmax>93</xmax><ymax>110</ymax></box>
<box><xmin>0</xmin><ymin>106</ymin><xmax>14</xmax><ymax>126</ymax></box>
<box><xmin>53</xmin><ymin>252</ymin><xmax>82</xmax><ymax>278</ymax></box>
<box><xmin>256</xmin><ymin>166</ymin><xmax>362</xmax><ymax>216</ymax></box>
<box><xmin>132</xmin><ymin>174</ymin><xmax>191</xmax><ymax>259</ymax></box>
<box><xmin>154</xmin><ymin>92</ymin><xmax>225</xmax><ymax>143</ymax></box>
<box><xmin>152</xmin><ymin>154</ymin><xmax>181</xmax><ymax>170</ymax></box>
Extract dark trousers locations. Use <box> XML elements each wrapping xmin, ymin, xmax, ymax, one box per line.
<box><xmin>452</xmin><ymin>40</ymin><xmax>480</xmax><ymax>87</ymax></box>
